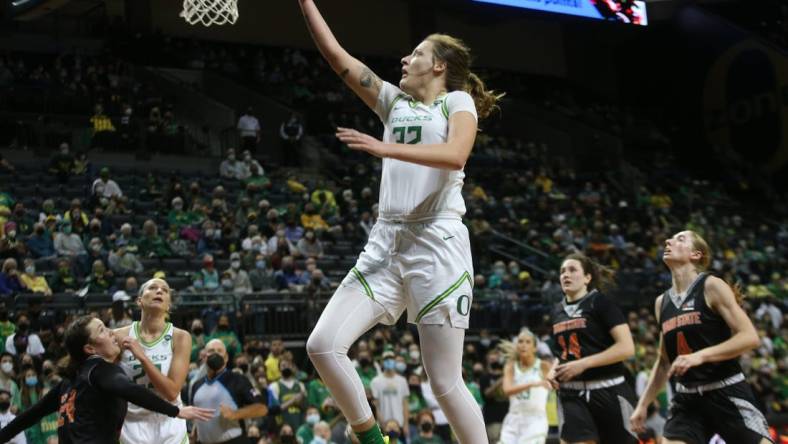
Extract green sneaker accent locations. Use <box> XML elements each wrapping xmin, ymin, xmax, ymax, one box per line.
<box><xmin>356</xmin><ymin>423</ymin><xmax>386</xmax><ymax>444</ymax></box>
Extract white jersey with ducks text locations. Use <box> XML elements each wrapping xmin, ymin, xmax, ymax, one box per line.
<box><xmin>119</xmin><ymin>321</ymin><xmax>183</xmax><ymax>418</ymax></box>
<box><xmin>509</xmin><ymin>358</ymin><xmax>548</xmax><ymax>416</ymax></box>
<box><xmin>374</xmin><ymin>81</ymin><xmax>477</xmax><ymax>221</ymax></box>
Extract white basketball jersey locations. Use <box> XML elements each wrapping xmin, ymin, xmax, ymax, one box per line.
<box><xmin>374</xmin><ymin>81</ymin><xmax>477</xmax><ymax>221</ymax></box>
<box><xmin>509</xmin><ymin>359</ymin><xmax>548</xmax><ymax>416</ymax></box>
<box><xmin>120</xmin><ymin>321</ymin><xmax>182</xmax><ymax>418</ymax></box>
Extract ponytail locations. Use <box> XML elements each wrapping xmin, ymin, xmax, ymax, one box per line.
<box><xmin>466</xmin><ymin>72</ymin><xmax>504</xmax><ymax>120</ymax></box>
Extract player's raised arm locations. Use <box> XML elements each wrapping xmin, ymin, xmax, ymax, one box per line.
<box><xmin>298</xmin><ymin>0</ymin><xmax>383</xmax><ymax>110</ymax></box>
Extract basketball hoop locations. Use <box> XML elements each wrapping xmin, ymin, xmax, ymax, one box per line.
<box><xmin>180</xmin><ymin>0</ymin><xmax>238</xmax><ymax>26</ymax></box>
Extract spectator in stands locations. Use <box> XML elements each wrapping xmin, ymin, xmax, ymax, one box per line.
<box><xmin>19</xmin><ymin>259</ymin><xmax>52</xmax><ymax>298</ymax></box>
<box><xmin>198</xmin><ymin>220</ymin><xmax>224</xmax><ymax>256</ymax></box>
<box><xmin>0</xmin><ymin>259</ymin><xmax>25</xmax><ymax>297</ymax></box>
<box><xmin>220</xmin><ymin>148</ymin><xmax>244</xmax><ymax>180</ymax></box>
<box><xmin>10</xmin><ymin>204</ymin><xmax>33</xmax><ymax>237</ymax></box>
<box><xmin>49</xmin><ymin>258</ymin><xmax>78</xmax><ymax>293</ymax></box>
<box><xmin>138</xmin><ymin>219</ymin><xmax>173</xmax><ymax>258</ymax></box>
<box><xmin>54</xmin><ymin>220</ymin><xmax>87</xmax><ymax>258</ymax></box>
<box><xmin>296</xmin><ymin>230</ymin><xmax>323</xmax><ymax>259</ymax></box>
<box><xmin>48</xmin><ymin>142</ymin><xmax>77</xmax><ymax>183</ymax></box>
<box><xmin>411</xmin><ymin>411</ymin><xmax>443</xmax><ymax>444</ymax></box>
<box><xmin>297</xmin><ymin>405</ymin><xmax>320</xmax><ymax>444</ymax></box>
<box><xmin>271</xmin><ymin>359</ymin><xmax>307</xmax><ymax>432</ymax></box>
<box><xmin>108</xmin><ymin>244</ymin><xmax>143</xmax><ymax>276</ymax></box>
<box><xmin>226</xmin><ymin>252</ymin><xmax>253</xmax><ymax>295</ymax></box>
<box><xmin>237</xmin><ymin>107</ymin><xmax>261</xmax><ymax>154</ymax></box>
<box><xmin>0</xmin><ymin>222</ymin><xmax>26</xmax><ymax>264</ymax></box>
<box><xmin>279</xmin><ymin>113</ymin><xmax>304</xmax><ymax>167</ymax></box>
<box><xmin>109</xmin><ymin>291</ymin><xmax>133</xmax><ymax>329</ymax></box>
<box><xmin>114</xmin><ymin>222</ymin><xmax>138</xmax><ymax>252</ymax></box>
<box><xmin>63</xmin><ymin>199</ymin><xmax>89</xmax><ymax>232</ymax></box>
<box><xmin>370</xmin><ymin>350</ymin><xmax>409</xmax><ymax>432</ymax></box>
<box><xmin>91</xmin><ymin>167</ymin><xmax>123</xmax><ymax>201</ymax></box>
<box><xmin>36</xmin><ymin>200</ymin><xmax>59</xmax><ymax>225</ymax></box>
<box><xmin>248</xmin><ymin>255</ymin><xmax>275</xmax><ymax>292</ymax></box>
<box><xmin>168</xmin><ymin>197</ymin><xmax>199</xmax><ymax>229</ymax></box>
<box><xmin>274</xmin><ymin>256</ymin><xmax>307</xmax><ymax>291</ymax></box>
<box><xmin>198</xmin><ymin>254</ymin><xmax>220</xmax><ymax>292</ymax></box>
<box><xmin>84</xmin><ymin>259</ymin><xmax>113</xmax><ymax>293</ymax></box>
<box><xmin>118</xmin><ymin>103</ymin><xmax>138</xmax><ymax>150</ymax></box>
<box><xmin>4</xmin><ymin>313</ymin><xmax>44</xmax><ymax>358</ymax></box>
<box><xmin>86</xmin><ymin>236</ymin><xmax>108</xmax><ymax>266</ymax></box>
<box><xmin>300</xmin><ymin>203</ymin><xmax>328</xmax><ymax>232</ymax></box>
<box><xmin>89</xmin><ymin>104</ymin><xmax>116</xmax><ymax>149</ymax></box>
<box><xmin>208</xmin><ymin>314</ymin><xmax>242</xmax><ymax>359</ymax></box>
<box><xmin>240</xmin><ymin>150</ymin><xmax>264</xmax><ymax>181</ymax></box>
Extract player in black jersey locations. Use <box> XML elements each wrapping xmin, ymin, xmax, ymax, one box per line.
<box><xmin>630</xmin><ymin>230</ymin><xmax>772</xmax><ymax>444</ymax></box>
<box><xmin>0</xmin><ymin>315</ymin><xmax>213</xmax><ymax>444</ymax></box>
<box><xmin>546</xmin><ymin>252</ymin><xmax>638</xmax><ymax>444</ymax></box>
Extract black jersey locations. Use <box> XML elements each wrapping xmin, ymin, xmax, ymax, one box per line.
<box><xmin>660</xmin><ymin>273</ymin><xmax>742</xmax><ymax>385</ymax></box>
<box><xmin>550</xmin><ymin>290</ymin><xmax>628</xmax><ymax>381</ymax></box>
<box><xmin>0</xmin><ymin>357</ymin><xmax>179</xmax><ymax>444</ymax></box>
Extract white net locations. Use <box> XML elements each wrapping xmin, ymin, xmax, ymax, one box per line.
<box><xmin>180</xmin><ymin>0</ymin><xmax>238</xmax><ymax>26</ymax></box>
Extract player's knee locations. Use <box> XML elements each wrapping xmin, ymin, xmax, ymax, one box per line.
<box><xmin>306</xmin><ymin>329</ymin><xmax>331</xmax><ymax>356</ymax></box>
<box><xmin>428</xmin><ymin>373</ymin><xmax>460</xmax><ymax>397</ymax></box>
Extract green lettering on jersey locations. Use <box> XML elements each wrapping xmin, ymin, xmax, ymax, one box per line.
<box><xmin>392</xmin><ymin>126</ymin><xmax>422</xmax><ymax>144</ymax></box>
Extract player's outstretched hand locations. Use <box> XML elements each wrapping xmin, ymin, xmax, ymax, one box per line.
<box><xmin>336</xmin><ymin>127</ymin><xmax>389</xmax><ymax>158</ymax></box>
<box><xmin>178</xmin><ymin>406</ymin><xmax>215</xmax><ymax>421</ymax></box>
<box><xmin>629</xmin><ymin>404</ymin><xmax>648</xmax><ymax>435</ymax></box>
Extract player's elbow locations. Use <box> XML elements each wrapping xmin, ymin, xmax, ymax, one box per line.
<box><xmin>744</xmin><ymin>330</ymin><xmax>761</xmax><ymax>351</ymax></box>
<box><xmin>620</xmin><ymin>339</ymin><xmax>635</xmax><ymax>360</ymax></box>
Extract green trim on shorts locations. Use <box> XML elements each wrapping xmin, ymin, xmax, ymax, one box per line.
<box><xmin>351</xmin><ymin>267</ymin><xmax>374</xmax><ymax>301</ymax></box>
<box><xmin>179</xmin><ymin>432</ymin><xmax>189</xmax><ymax>444</ymax></box>
<box><xmin>134</xmin><ymin>321</ymin><xmax>172</xmax><ymax>347</ymax></box>
<box><xmin>415</xmin><ymin>271</ymin><xmax>472</xmax><ymax>323</ymax></box>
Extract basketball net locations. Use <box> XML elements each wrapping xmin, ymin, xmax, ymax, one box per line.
<box><xmin>180</xmin><ymin>0</ymin><xmax>238</xmax><ymax>26</ymax></box>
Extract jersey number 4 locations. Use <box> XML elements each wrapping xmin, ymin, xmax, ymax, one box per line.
<box><xmin>393</xmin><ymin>126</ymin><xmax>422</xmax><ymax>144</ymax></box>
<box><xmin>558</xmin><ymin>333</ymin><xmax>581</xmax><ymax>360</ymax></box>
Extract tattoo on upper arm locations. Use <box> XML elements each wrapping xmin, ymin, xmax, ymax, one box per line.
<box><xmin>359</xmin><ymin>66</ymin><xmax>381</xmax><ymax>89</ymax></box>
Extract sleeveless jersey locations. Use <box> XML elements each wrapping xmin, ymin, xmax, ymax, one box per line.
<box><xmin>373</xmin><ymin>81</ymin><xmax>478</xmax><ymax>221</ymax></box>
<box><xmin>119</xmin><ymin>321</ymin><xmax>182</xmax><ymax>418</ymax></box>
<box><xmin>660</xmin><ymin>273</ymin><xmax>742</xmax><ymax>385</ymax></box>
<box><xmin>508</xmin><ymin>359</ymin><xmax>548</xmax><ymax>415</ymax></box>
<box><xmin>550</xmin><ymin>290</ymin><xmax>628</xmax><ymax>381</ymax></box>
<box><xmin>275</xmin><ymin>380</ymin><xmax>304</xmax><ymax>430</ymax></box>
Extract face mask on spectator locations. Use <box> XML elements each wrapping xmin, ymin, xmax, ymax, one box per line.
<box><xmin>35</xmin><ymin>227</ymin><xmax>44</xmax><ymax>235</ymax></box>
<box><xmin>221</xmin><ymin>279</ymin><xmax>233</xmax><ymax>289</ymax></box>
<box><xmin>281</xmin><ymin>368</ymin><xmax>294</xmax><ymax>379</ymax></box>
<box><xmin>237</xmin><ymin>362</ymin><xmax>249</xmax><ymax>373</ymax></box>
<box><xmin>480</xmin><ymin>338</ymin><xmax>491</xmax><ymax>347</ymax></box>
<box><xmin>306</xmin><ymin>232</ymin><xmax>315</xmax><ymax>240</ymax></box>
<box><xmin>62</xmin><ymin>225</ymin><xmax>72</xmax><ymax>234</ymax></box>
<box><xmin>206</xmin><ymin>354</ymin><xmax>225</xmax><ymax>371</ymax></box>
<box><xmin>395</xmin><ymin>362</ymin><xmax>407</xmax><ymax>373</ymax></box>
<box><xmin>255</xmin><ymin>260</ymin><xmax>266</xmax><ymax>270</ymax></box>
<box><xmin>231</xmin><ymin>261</ymin><xmax>241</xmax><ymax>270</ymax></box>
<box><xmin>306</xmin><ymin>413</ymin><xmax>320</xmax><ymax>425</ymax></box>
<box><xmin>0</xmin><ymin>362</ymin><xmax>12</xmax><ymax>374</ymax></box>
<box><xmin>0</xmin><ymin>401</ymin><xmax>9</xmax><ymax>412</ymax></box>
<box><xmin>420</xmin><ymin>422</ymin><xmax>434</xmax><ymax>433</ymax></box>
<box><xmin>383</xmin><ymin>359</ymin><xmax>395</xmax><ymax>371</ymax></box>
<box><xmin>17</xmin><ymin>322</ymin><xmax>29</xmax><ymax>333</ymax></box>
<box><xmin>387</xmin><ymin>431</ymin><xmax>400</xmax><ymax>441</ymax></box>
<box><xmin>192</xmin><ymin>326</ymin><xmax>203</xmax><ymax>336</ymax></box>
<box><xmin>218</xmin><ymin>322</ymin><xmax>229</xmax><ymax>331</ymax></box>
<box><xmin>25</xmin><ymin>266</ymin><xmax>35</xmax><ymax>275</ymax></box>
<box><xmin>409</xmin><ymin>350</ymin><xmax>420</xmax><ymax>361</ymax></box>
<box><xmin>6</xmin><ymin>231</ymin><xmax>15</xmax><ymax>239</ymax></box>
<box><xmin>25</xmin><ymin>376</ymin><xmax>38</xmax><ymax>387</ymax></box>
<box><xmin>359</xmin><ymin>357</ymin><xmax>371</xmax><ymax>368</ymax></box>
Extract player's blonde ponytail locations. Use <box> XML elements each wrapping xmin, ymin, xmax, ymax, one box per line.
<box><xmin>427</xmin><ymin>34</ymin><xmax>504</xmax><ymax>120</ymax></box>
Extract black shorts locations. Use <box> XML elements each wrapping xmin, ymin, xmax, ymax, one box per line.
<box><xmin>664</xmin><ymin>381</ymin><xmax>773</xmax><ymax>444</ymax></box>
<box><xmin>557</xmin><ymin>381</ymin><xmax>638</xmax><ymax>444</ymax></box>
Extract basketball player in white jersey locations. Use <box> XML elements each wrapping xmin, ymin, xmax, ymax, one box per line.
<box><xmin>499</xmin><ymin>328</ymin><xmax>551</xmax><ymax>444</ymax></box>
<box><xmin>115</xmin><ymin>278</ymin><xmax>192</xmax><ymax>444</ymax></box>
<box><xmin>298</xmin><ymin>1</ymin><xmax>503</xmax><ymax>443</ymax></box>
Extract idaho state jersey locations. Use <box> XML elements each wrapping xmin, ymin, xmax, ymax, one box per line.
<box><xmin>550</xmin><ymin>290</ymin><xmax>628</xmax><ymax>381</ymax></box>
<box><xmin>660</xmin><ymin>273</ymin><xmax>742</xmax><ymax>385</ymax></box>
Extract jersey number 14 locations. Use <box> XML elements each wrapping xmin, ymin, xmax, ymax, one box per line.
<box><xmin>558</xmin><ymin>333</ymin><xmax>582</xmax><ymax>360</ymax></box>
